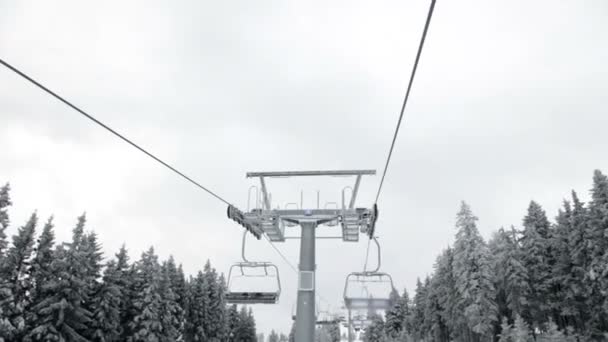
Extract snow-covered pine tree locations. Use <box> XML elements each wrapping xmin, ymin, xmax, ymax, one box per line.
<box><xmin>363</xmin><ymin>314</ymin><xmax>385</xmax><ymax>342</ymax></box>
<box><xmin>111</xmin><ymin>245</ymin><xmax>138</xmax><ymax>341</ymax></box>
<box><xmin>425</xmin><ymin>275</ymin><xmax>449</xmax><ymax>341</ymax></box>
<box><xmin>490</xmin><ymin>226</ymin><xmax>529</xmax><ymax>325</ymax></box>
<box><xmin>165</xmin><ymin>256</ymin><xmax>187</xmax><ymax>338</ymax></box>
<box><xmin>82</xmin><ymin>231</ymin><xmax>104</xmax><ymax>339</ymax></box>
<box><xmin>489</xmin><ymin>228</ymin><xmax>511</xmax><ymax>319</ymax></box>
<box><xmin>504</xmin><ymin>226</ymin><xmax>529</xmax><ymax>321</ymax></box>
<box><xmin>28</xmin><ymin>217</ymin><xmax>55</xmax><ymax>295</ymax></box>
<box><xmin>0</xmin><ymin>212</ymin><xmax>38</xmax><ymax>340</ymax></box>
<box><xmin>511</xmin><ymin>315</ymin><xmax>532</xmax><ymax>342</ymax></box>
<box><xmin>233</xmin><ymin>306</ymin><xmax>256</xmax><ymax>342</ymax></box>
<box><xmin>26</xmin><ymin>215</ymin><xmax>93</xmax><ymax>342</ymax></box>
<box><xmin>385</xmin><ymin>288</ymin><xmax>406</xmax><ymax>339</ymax></box>
<box><xmin>129</xmin><ymin>247</ymin><xmax>163</xmax><ymax>342</ymax></box>
<box><xmin>567</xmin><ymin>191</ymin><xmax>592</xmax><ymax>334</ymax></box>
<box><xmin>498</xmin><ymin>316</ymin><xmax>513</xmax><ymax>342</ymax></box>
<box><xmin>159</xmin><ymin>260</ymin><xmax>182</xmax><ymax>341</ymax></box>
<box><xmin>218</xmin><ymin>273</ymin><xmax>228</xmax><ymax>341</ymax></box>
<box><xmin>246</xmin><ymin>308</ymin><xmax>257</xmax><ymax>342</ymax></box>
<box><xmin>226</xmin><ymin>304</ymin><xmax>239</xmax><ymax>342</ymax></box>
<box><xmin>411</xmin><ymin>278</ymin><xmax>428</xmax><ymax>340</ymax></box>
<box><xmin>537</xmin><ymin>319</ymin><xmax>566</xmax><ymax>342</ymax></box>
<box><xmin>432</xmin><ymin>247</ymin><xmax>458</xmax><ymax>340</ymax></box>
<box><xmin>90</xmin><ymin>260</ymin><xmax>121</xmax><ymax>342</ymax></box>
<box><xmin>24</xmin><ymin>217</ymin><xmax>56</xmax><ymax>333</ymax></box>
<box><xmin>550</xmin><ymin>201</ymin><xmax>577</xmax><ymax>330</ymax></box>
<box><xmin>587</xmin><ymin>170</ymin><xmax>608</xmax><ymax>335</ymax></box>
<box><xmin>202</xmin><ymin>260</ymin><xmax>226</xmax><ymax>342</ymax></box>
<box><xmin>184</xmin><ymin>271</ymin><xmax>207</xmax><ymax>342</ymax></box>
<box><xmin>399</xmin><ymin>288</ymin><xmax>413</xmax><ymax>337</ymax></box>
<box><xmin>0</xmin><ymin>183</ymin><xmax>11</xmax><ymax>260</ymax></box>
<box><xmin>452</xmin><ymin>202</ymin><xmax>497</xmax><ymax>340</ymax></box>
<box><xmin>520</xmin><ymin>201</ymin><xmax>553</xmax><ymax>329</ymax></box>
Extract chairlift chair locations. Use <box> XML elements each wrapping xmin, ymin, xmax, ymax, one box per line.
<box><xmin>316</xmin><ymin>310</ymin><xmax>339</xmax><ymax>326</ymax></box>
<box><xmin>343</xmin><ymin>237</ymin><xmax>396</xmax><ymax>311</ymax></box>
<box><xmin>225</xmin><ymin>231</ymin><xmax>281</xmax><ymax>304</ymax></box>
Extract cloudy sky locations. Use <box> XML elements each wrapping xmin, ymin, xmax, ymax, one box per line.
<box><xmin>1</xmin><ymin>0</ymin><xmax>607</xmax><ymax>335</ymax></box>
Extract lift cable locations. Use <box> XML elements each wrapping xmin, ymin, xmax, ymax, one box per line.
<box><xmin>364</xmin><ymin>0</ymin><xmax>437</xmax><ymax>271</ymax></box>
<box><xmin>0</xmin><ymin>57</ymin><xmax>331</xmax><ymax>307</ymax></box>
<box><xmin>263</xmin><ymin>234</ymin><xmax>297</xmax><ymax>273</ymax></box>
<box><xmin>0</xmin><ymin>58</ymin><xmax>231</xmax><ymax>207</ymax></box>
<box><xmin>374</xmin><ymin>0</ymin><xmax>437</xmax><ymax>205</ymax></box>
<box><xmin>363</xmin><ymin>238</ymin><xmax>372</xmax><ymax>272</ymax></box>
<box><xmin>264</xmin><ymin>235</ymin><xmax>332</xmax><ymax>306</ymax></box>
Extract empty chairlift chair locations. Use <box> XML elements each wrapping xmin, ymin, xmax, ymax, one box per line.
<box><xmin>225</xmin><ymin>231</ymin><xmax>281</xmax><ymax>304</ymax></box>
<box><xmin>343</xmin><ymin>237</ymin><xmax>396</xmax><ymax>311</ymax></box>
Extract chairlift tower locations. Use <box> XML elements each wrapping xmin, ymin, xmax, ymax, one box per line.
<box><xmin>228</xmin><ymin>170</ymin><xmax>378</xmax><ymax>342</ymax></box>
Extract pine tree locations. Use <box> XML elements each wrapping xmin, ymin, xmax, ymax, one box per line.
<box><xmin>424</xmin><ymin>275</ymin><xmax>450</xmax><ymax>342</ymax></box>
<box><xmin>233</xmin><ymin>306</ymin><xmax>256</xmax><ymax>342</ymax></box>
<box><xmin>385</xmin><ymin>288</ymin><xmax>405</xmax><ymax>339</ymax></box>
<box><xmin>550</xmin><ymin>201</ymin><xmax>577</xmax><ymax>330</ymax></box>
<box><xmin>165</xmin><ymin>256</ymin><xmax>187</xmax><ymax>338</ymax></box>
<box><xmin>112</xmin><ymin>245</ymin><xmax>138</xmax><ymax>341</ymax></box>
<box><xmin>432</xmin><ymin>247</ymin><xmax>458</xmax><ymax>340</ymax></box>
<box><xmin>0</xmin><ymin>183</ymin><xmax>11</xmax><ymax>260</ymax></box>
<box><xmin>247</xmin><ymin>308</ymin><xmax>257</xmax><ymax>342</ymax></box>
<box><xmin>498</xmin><ymin>316</ymin><xmax>513</xmax><ymax>342</ymax></box>
<box><xmin>202</xmin><ymin>260</ymin><xmax>226</xmax><ymax>342</ymax></box>
<box><xmin>520</xmin><ymin>201</ymin><xmax>553</xmax><ymax>329</ymax></box>
<box><xmin>226</xmin><ymin>304</ymin><xmax>239</xmax><ymax>342</ymax></box>
<box><xmin>129</xmin><ymin>247</ymin><xmax>163</xmax><ymax>342</ymax></box>
<box><xmin>489</xmin><ymin>226</ymin><xmax>529</xmax><ymax>325</ymax></box>
<box><xmin>82</xmin><ymin>232</ymin><xmax>104</xmax><ymax>339</ymax></box>
<box><xmin>25</xmin><ymin>217</ymin><xmax>56</xmax><ymax>333</ymax></box>
<box><xmin>411</xmin><ymin>278</ymin><xmax>428</xmax><ymax>340</ymax></box>
<box><xmin>26</xmin><ymin>216</ymin><xmax>94</xmax><ymax>342</ymax></box>
<box><xmin>0</xmin><ymin>212</ymin><xmax>38</xmax><ymax>340</ymax></box>
<box><xmin>452</xmin><ymin>202</ymin><xmax>497</xmax><ymax>340</ymax></box>
<box><xmin>512</xmin><ymin>315</ymin><xmax>532</xmax><ymax>342</ymax></box>
<box><xmin>90</xmin><ymin>260</ymin><xmax>121</xmax><ymax>342</ymax></box>
<box><xmin>363</xmin><ymin>314</ymin><xmax>385</xmax><ymax>342</ymax></box>
<box><xmin>587</xmin><ymin>170</ymin><xmax>608</xmax><ymax>335</ymax></box>
<box><xmin>504</xmin><ymin>227</ymin><xmax>529</xmax><ymax>320</ymax></box>
<box><xmin>567</xmin><ymin>191</ymin><xmax>592</xmax><ymax>333</ymax></box>
<box><xmin>184</xmin><ymin>271</ymin><xmax>207</xmax><ymax>342</ymax></box>
<box><xmin>159</xmin><ymin>261</ymin><xmax>181</xmax><ymax>341</ymax></box>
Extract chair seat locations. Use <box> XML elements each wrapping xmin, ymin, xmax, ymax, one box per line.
<box><xmin>344</xmin><ymin>297</ymin><xmax>392</xmax><ymax>310</ymax></box>
<box><xmin>225</xmin><ymin>292</ymin><xmax>278</xmax><ymax>304</ymax></box>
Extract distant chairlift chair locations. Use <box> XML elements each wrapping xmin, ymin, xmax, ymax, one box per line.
<box><xmin>225</xmin><ymin>231</ymin><xmax>281</xmax><ymax>304</ymax></box>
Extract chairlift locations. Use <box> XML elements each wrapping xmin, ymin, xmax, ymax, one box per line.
<box><xmin>225</xmin><ymin>231</ymin><xmax>281</xmax><ymax>304</ymax></box>
<box><xmin>316</xmin><ymin>309</ymin><xmax>339</xmax><ymax>326</ymax></box>
<box><xmin>343</xmin><ymin>237</ymin><xmax>396</xmax><ymax>311</ymax></box>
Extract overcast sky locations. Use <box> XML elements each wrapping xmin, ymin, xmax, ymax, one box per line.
<box><xmin>1</xmin><ymin>0</ymin><xmax>607</xmax><ymax>335</ymax></box>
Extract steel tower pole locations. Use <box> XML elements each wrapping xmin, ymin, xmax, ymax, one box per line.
<box><xmin>295</xmin><ymin>221</ymin><xmax>317</xmax><ymax>342</ymax></box>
